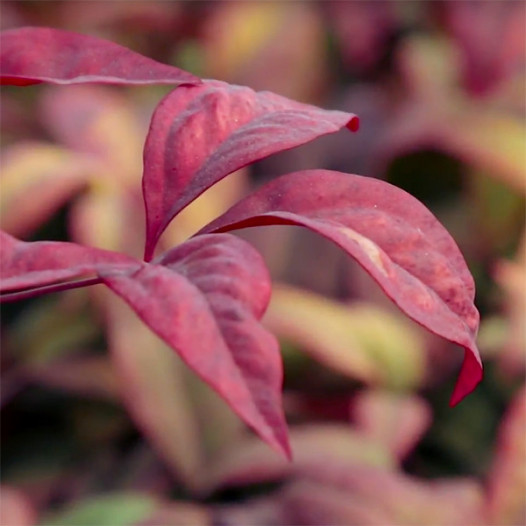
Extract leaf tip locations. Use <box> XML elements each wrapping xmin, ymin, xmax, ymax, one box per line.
<box><xmin>449</xmin><ymin>348</ymin><xmax>483</xmax><ymax>407</ymax></box>
<box><xmin>346</xmin><ymin>115</ymin><xmax>360</xmax><ymax>132</ymax></box>
<box><xmin>264</xmin><ymin>422</ymin><xmax>292</xmax><ymax>461</ymax></box>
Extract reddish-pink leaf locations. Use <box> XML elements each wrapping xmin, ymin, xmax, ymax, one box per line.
<box><xmin>200</xmin><ymin>170</ymin><xmax>482</xmax><ymax>405</ymax></box>
<box><xmin>0</xmin><ymin>27</ymin><xmax>200</xmax><ymax>86</ymax></box>
<box><xmin>288</xmin><ymin>465</ymin><xmax>484</xmax><ymax>526</ymax></box>
<box><xmin>0</xmin><ymin>486</ymin><xmax>37</xmax><ymax>526</ymax></box>
<box><xmin>142</xmin><ymin>80</ymin><xmax>359</xmax><ymax>260</ymax></box>
<box><xmin>0</xmin><ymin>231</ymin><xmax>135</xmax><ymax>294</ymax></box>
<box><xmin>99</xmin><ymin>234</ymin><xmax>290</xmax><ymax>458</ymax></box>
<box><xmin>485</xmin><ymin>385</ymin><xmax>526</xmax><ymax>525</ymax></box>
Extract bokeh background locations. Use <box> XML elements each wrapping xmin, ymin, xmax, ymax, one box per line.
<box><xmin>1</xmin><ymin>1</ymin><xmax>525</xmax><ymax>525</ymax></box>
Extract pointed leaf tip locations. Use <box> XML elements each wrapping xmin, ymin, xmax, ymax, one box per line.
<box><xmin>200</xmin><ymin>169</ymin><xmax>483</xmax><ymax>404</ymax></box>
<box><xmin>347</xmin><ymin>116</ymin><xmax>360</xmax><ymax>132</ymax></box>
<box><xmin>449</xmin><ymin>350</ymin><xmax>483</xmax><ymax>407</ymax></box>
<box><xmin>101</xmin><ymin>234</ymin><xmax>291</xmax><ymax>458</ymax></box>
<box><xmin>142</xmin><ymin>80</ymin><xmax>358</xmax><ymax>259</ymax></box>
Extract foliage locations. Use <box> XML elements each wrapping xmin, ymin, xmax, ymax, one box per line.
<box><xmin>1</xmin><ymin>3</ymin><xmax>524</xmax><ymax>525</ymax></box>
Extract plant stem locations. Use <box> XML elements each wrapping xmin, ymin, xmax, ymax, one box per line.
<box><xmin>0</xmin><ymin>276</ymin><xmax>103</xmax><ymax>302</ymax></box>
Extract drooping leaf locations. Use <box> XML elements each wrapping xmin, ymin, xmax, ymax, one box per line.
<box><xmin>201</xmin><ymin>169</ymin><xmax>482</xmax><ymax>405</ymax></box>
<box><xmin>99</xmin><ymin>234</ymin><xmax>290</xmax><ymax>458</ymax></box>
<box><xmin>104</xmin><ymin>294</ymin><xmax>204</xmax><ymax>489</ymax></box>
<box><xmin>0</xmin><ymin>26</ymin><xmax>200</xmax><ymax>86</ymax></box>
<box><xmin>141</xmin><ymin>80</ymin><xmax>359</xmax><ymax>259</ymax></box>
<box><xmin>0</xmin><ymin>231</ymin><xmax>136</xmax><ymax>295</ymax></box>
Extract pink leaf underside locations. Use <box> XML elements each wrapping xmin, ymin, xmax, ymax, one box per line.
<box><xmin>141</xmin><ymin>79</ymin><xmax>359</xmax><ymax>259</ymax></box>
<box><xmin>0</xmin><ymin>231</ymin><xmax>135</xmax><ymax>293</ymax></box>
<box><xmin>99</xmin><ymin>233</ymin><xmax>291</xmax><ymax>458</ymax></box>
<box><xmin>200</xmin><ymin>170</ymin><xmax>482</xmax><ymax>405</ymax></box>
<box><xmin>0</xmin><ymin>27</ymin><xmax>200</xmax><ymax>86</ymax></box>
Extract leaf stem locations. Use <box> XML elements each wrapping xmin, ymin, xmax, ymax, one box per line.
<box><xmin>0</xmin><ymin>276</ymin><xmax>103</xmax><ymax>302</ymax></box>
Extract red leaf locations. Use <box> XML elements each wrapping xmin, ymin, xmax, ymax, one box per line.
<box><xmin>142</xmin><ymin>80</ymin><xmax>359</xmax><ymax>260</ymax></box>
<box><xmin>0</xmin><ymin>27</ymin><xmax>200</xmax><ymax>86</ymax></box>
<box><xmin>99</xmin><ymin>234</ymin><xmax>290</xmax><ymax>458</ymax></box>
<box><xmin>0</xmin><ymin>231</ymin><xmax>135</xmax><ymax>294</ymax></box>
<box><xmin>200</xmin><ymin>170</ymin><xmax>482</xmax><ymax>405</ymax></box>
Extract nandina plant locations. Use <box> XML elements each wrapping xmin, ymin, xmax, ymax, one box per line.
<box><xmin>0</xmin><ymin>27</ymin><xmax>482</xmax><ymax>458</ymax></box>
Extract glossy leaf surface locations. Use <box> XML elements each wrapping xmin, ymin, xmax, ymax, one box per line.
<box><xmin>142</xmin><ymin>80</ymin><xmax>359</xmax><ymax>259</ymax></box>
<box><xmin>99</xmin><ymin>234</ymin><xmax>290</xmax><ymax>458</ymax></box>
<box><xmin>201</xmin><ymin>169</ymin><xmax>482</xmax><ymax>405</ymax></box>
<box><xmin>0</xmin><ymin>27</ymin><xmax>200</xmax><ymax>86</ymax></box>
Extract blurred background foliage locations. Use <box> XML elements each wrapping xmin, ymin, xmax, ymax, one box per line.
<box><xmin>0</xmin><ymin>1</ymin><xmax>524</xmax><ymax>525</ymax></box>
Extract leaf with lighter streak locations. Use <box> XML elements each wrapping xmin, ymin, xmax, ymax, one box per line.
<box><xmin>201</xmin><ymin>169</ymin><xmax>482</xmax><ymax>405</ymax></box>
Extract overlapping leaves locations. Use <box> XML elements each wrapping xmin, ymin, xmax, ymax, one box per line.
<box><xmin>0</xmin><ymin>27</ymin><xmax>482</xmax><ymax>456</ymax></box>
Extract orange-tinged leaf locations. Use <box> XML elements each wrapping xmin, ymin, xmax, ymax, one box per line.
<box><xmin>202</xmin><ymin>2</ymin><xmax>327</xmax><ymax>101</ymax></box>
<box><xmin>160</xmin><ymin>168</ymin><xmax>248</xmax><ymax>247</ymax></box>
<box><xmin>493</xmin><ymin>238</ymin><xmax>526</xmax><ymax>377</ymax></box>
<box><xmin>0</xmin><ymin>142</ymin><xmax>93</xmax><ymax>236</ymax></box>
<box><xmin>203</xmin><ymin>2</ymin><xmax>284</xmax><ymax>79</ymax></box>
<box><xmin>386</xmin><ymin>34</ymin><xmax>526</xmax><ymax>192</ymax></box>
<box><xmin>351</xmin><ymin>391</ymin><xmax>432</xmax><ymax>461</ymax></box>
<box><xmin>40</xmin><ymin>86</ymin><xmax>145</xmax><ymax>184</ymax></box>
<box><xmin>6</xmin><ymin>292</ymin><xmax>97</xmax><ymax>366</ymax></box>
<box><xmin>448</xmin><ymin>110</ymin><xmax>526</xmax><ymax>193</ymax></box>
<box><xmin>264</xmin><ymin>284</ymin><xmax>426</xmax><ymax>389</ymax></box>
<box><xmin>69</xmin><ymin>186</ymin><xmax>145</xmax><ymax>257</ymax></box>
